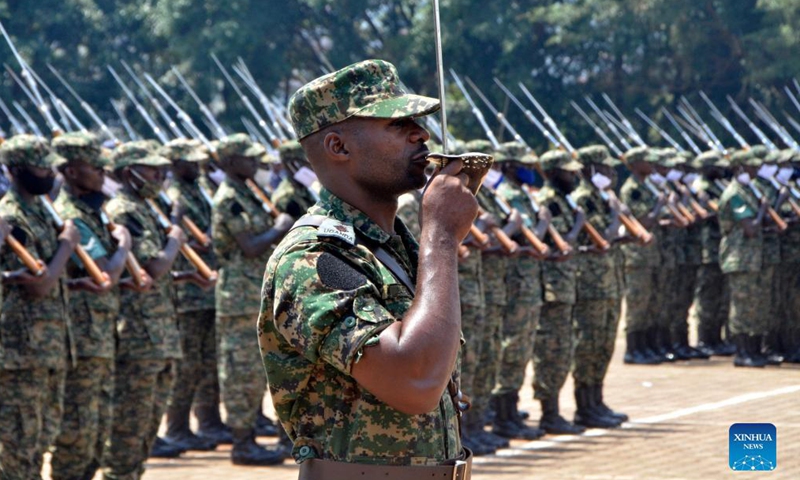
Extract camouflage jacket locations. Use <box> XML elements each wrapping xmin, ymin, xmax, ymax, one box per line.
<box><xmin>754</xmin><ymin>177</ymin><xmax>781</xmax><ymax>264</ymax></box>
<box><xmin>396</xmin><ymin>191</ymin><xmax>421</xmax><ymax>240</ymax></box>
<box><xmin>572</xmin><ymin>180</ymin><xmax>621</xmax><ymax>300</ymax></box>
<box><xmin>271</xmin><ymin>177</ymin><xmax>317</xmax><ymax>221</ymax></box>
<box><xmin>0</xmin><ymin>188</ymin><xmax>72</xmax><ymax>369</ymax></box>
<box><xmin>679</xmin><ymin>222</ymin><xmax>703</xmax><ymax>266</ymax></box>
<box><xmin>718</xmin><ymin>181</ymin><xmax>763</xmax><ymax>274</ymax></box>
<box><xmin>55</xmin><ymin>190</ymin><xmax>119</xmax><ymax>359</ymax></box>
<box><xmin>619</xmin><ymin>175</ymin><xmax>661</xmax><ymax>268</ymax></box>
<box><xmin>212</xmin><ymin>177</ymin><xmax>275</xmax><ymax>317</ymax></box>
<box><xmin>537</xmin><ymin>181</ymin><xmax>577</xmax><ymax>304</ymax></box>
<box><xmin>258</xmin><ymin>188</ymin><xmax>461</xmax><ymax>465</ymax></box>
<box><xmin>477</xmin><ymin>188</ymin><xmax>509</xmax><ymax>250</ymax></box>
<box><xmin>167</xmin><ymin>178</ymin><xmax>216</xmax><ymax>313</ymax></box>
<box><xmin>697</xmin><ymin>178</ymin><xmax>724</xmax><ymax>264</ymax></box>
<box><xmin>106</xmin><ymin>190</ymin><xmax>180</xmax><ymax>360</ymax></box>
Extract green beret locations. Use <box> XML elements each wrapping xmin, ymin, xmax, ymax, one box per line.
<box><xmin>112</xmin><ymin>141</ymin><xmax>171</xmax><ymax>169</ymax></box>
<box><xmin>217</xmin><ymin>133</ymin><xmax>266</xmax><ymax>160</ymax></box>
<box><xmin>0</xmin><ymin>134</ymin><xmax>63</xmax><ymax>168</ymax></box>
<box><xmin>160</xmin><ymin>138</ymin><xmax>208</xmax><ymax>162</ymax></box>
<box><xmin>52</xmin><ymin>132</ymin><xmax>106</xmax><ymax>168</ymax></box>
<box><xmin>289</xmin><ymin>59</ymin><xmax>439</xmax><ymax>140</ymax></box>
<box><xmin>577</xmin><ymin>144</ymin><xmax>619</xmax><ymax>167</ymax></box>
<box><xmin>623</xmin><ymin>146</ymin><xmax>649</xmax><ymax>164</ymax></box>
<box><xmin>540</xmin><ymin>149</ymin><xmax>582</xmax><ymax>172</ymax></box>
<box><xmin>278</xmin><ymin>140</ymin><xmax>307</xmax><ymax>164</ymax></box>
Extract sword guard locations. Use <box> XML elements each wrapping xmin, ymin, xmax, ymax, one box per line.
<box><xmin>426</xmin><ymin>152</ymin><xmax>493</xmax><ymax>195</ymax></box>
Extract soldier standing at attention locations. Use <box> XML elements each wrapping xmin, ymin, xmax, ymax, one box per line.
<box><xmin>0</xmin><ymin>135</ymin><xmax>78</xmax><ymax>479</ymax></box>
<box><xmin>532</xmin><ymin>149</ymin><xmax>586</xmax><ymax>435</ymax></box>
<box><xmin>159</xmin><ymin>139</ymin><xmax>222</xmax><ymax>451</ymax></box>
<box><xmin>259</xmin><ymin>59</ymin><xmax>476</xmax><ymax>477</ymax></box>
<box><xmin>212</xmin><ymin>134</ymin><xmax>293</xmax><ymax>466</ymax></box>
<box><xmin>50</xmin><ymin>133</ymin><xmax>144</xmax><ymax>480</ymax></box>
<box><xmin>271</xmin><ymin>140</ymin><xmax>318</xmax><ymax>220</ymax></box>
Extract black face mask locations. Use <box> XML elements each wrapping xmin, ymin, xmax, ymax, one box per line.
<box><xmin>16</xmin><ymin>167</ymin><xmax>55</xmax><ymax>195</ymax></box>
<box><xmin>79</xmin><ymin>191</ymin><xmax>108</xmax><ymax>211</ymax></box>
<box><xmin>552</xmin><ymin>175</ymin><xmax>577</xmax><ymax>194</ymax></box>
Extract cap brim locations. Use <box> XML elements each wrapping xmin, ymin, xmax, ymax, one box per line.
<box><xmin>601</xmin><ymin>157</ymin><xmax>621</xmax><ymax>167</ymax></box>
<box><xmin>355</xmin><ymin>93</ymin><xmax>440</xmax><ymax>119</ymax></box>
<box><xmin>561</xmin><ymin>160</ymin><xmax>584</xmax><ymax>172</ymax></box>
<box><xmin>130</xmin><ymin>155</ymin><xmax>172</xmax><ymax>167</ymax></box>
<box><xmin>243</xmin><ymin>144</ymin><xmax>267</xmax><ymax>158</ymax></box>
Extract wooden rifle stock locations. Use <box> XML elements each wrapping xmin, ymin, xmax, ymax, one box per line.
<box><xmin>522</xmin><ymin>185</ymin><xmax>571</xmax><ymax>255</ymax></box>
<box><xmin>158</xmin><ymin>193</ymin><xmax>211</xmax><ymax>247</ymax></box>
<box><xmin>767</xmin><ymin>206</ymin><xmax>788</xmax><ymax>231</ymax></box>
<box><xmin>490</xmin><ymin>226</ymin><xmax>518</xmax><ymax>254</ymax></box>
<box><xmin>707</xmin><ymin>199</ymin><xmax>719</xmax><ymax>212</ymax></box>
<box><xmin>145</xmin><ymin>199</ymin><xmax>218</xmax><ymax>281</ymax></box>
<box><xmin>469</xmin><ymin>224</ymin><xmax>490</xmax><ymax>245</ymax></box>
<box><xmin>40</xmin><ymin>196</ymin><xmax>110</xmax><ymax>287</ymax></box>
<box><xmin>618</xmin><ymin>212</ymin><xmax>653</xmax><ymax>243</ymax></box>
<box><xmin>675</xmin><ymin>202</ymin><xmax>696</xmax><ymax>224</ymax></box>
<box><xmin>6</xmin><ymin>235</ymin><xmax>45</xmax><ymax>276</ymax></box>
<box><xmin>787</xmin><ymin>198</ymin><xmax>800</xmax><ymax>218</ymax></box>
<box><xmin>492</xmin><ymin>191</ymin><xmax>549</xmax><ymax>255</ymax></box>
<box><xmin>582</xmin><ymin>220</ymin><xmax>610</xmax><ymax>251</ymax></box>
<box><xmin>100</xmin><ymin>211</ymin><xmax>148</xmax><ymax>288</ymax></box>
<box><xmin>244</xmin><ymin>179</ymin><xmax>279</xmax><ymax>218</ymax></box>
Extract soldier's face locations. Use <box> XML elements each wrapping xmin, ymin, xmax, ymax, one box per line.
<box><xmin>65</xmin><ymin>160</ymin><xmax>105</xmax><ymax>193</ymax></box>
<box><xmin>173</xmin><ymin>160</ymin><xmax>199</xmax><ymax>182</ymax></box>
<box><xmin>227</xmin><ymin>155</ymin><xmax>259</xmax><ymax>180</ymax></box>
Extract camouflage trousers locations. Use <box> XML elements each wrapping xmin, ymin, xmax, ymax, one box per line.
<box><xmin>691</xmin><ymin>263</ymin><xmax>730</xmax><ymax>342</ymax></box>
<box><xmin>103</xmin><ymin>359</ymin><xmax>174</xmax><ymax>480</ymax></box>
<box><xmin>727</xmin><ymin>272</ymin><xmax>768</xmax><ymax>336</ymax></box>
<box><xmin>493</xmin><ymin>256</ymin><xmax>541</xmax><ymax>395</ymax></box>
<box><xmin>656</xmin><ymin>267</ymin><xmax>677</xmax><ymax>330</ymax></box>
<box><xmin>457</xmin><ymin>250</ymin><xmax>484</xmax><ymax>403</ymax></box>
<box><xmin>761</xmin><ymin>265</ymin><xmax>782</xmax><ymax>338</ymax></box>
<box><xmin>217</xmin><ymin>314</ymin><xmax>265</xmax><ymax>430</ymax></box>
<box><xmin>51</xmin><ymin>357</ymin><xmax>113</xmax><ymax>480</ymax></box>
<box><xmin>779</xmin><ymin>261</ymin><xmax>800</xmax><ymax>349</ymax></box>
<box><xmin>669</xmin><ymin>265</ymin><xmax>698</xmax><ymax>342</ymax></box>
<box><xmin>572</xmin><ymin>298</ymin><xmax>620</xmax><ymax>388</ymax></box>
<box><xmin>0</xmin><ymin>367</ymin><xmax>64</xmax><ymax>480</ymax></box>
<box><xmin>622</xmin><ymin>267</ymin><xmax>660</xmax><ymax>333</ymax></box>
<box><xmin>533</xmin><ymin>302</ymin><xmax>574</xmax><ymax>401</ymax></box>
<box><xmin>470</xmin><ymin>254</ymin><xmax>507</xmax><ymax>417</ymax></box>
<box><xmin>169</xmin><ymin>309</ymin><xmax>219</xmax><ymax>412</ymax></box>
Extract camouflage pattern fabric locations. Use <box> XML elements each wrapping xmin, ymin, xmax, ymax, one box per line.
<box><xmin>727</xmin><ymin>272</ymin><xmax>768</xmax><ymax>336</ymax></box>
<box><xmin>217</xmin><ymin>314</ymin><xmax>265</xmax><ymax>430</ymax></box>
<box><xmin>537</xmin><ymin>181</ymin><xmax>578</xmax><ymax>305</ymax></box>
<box><xmin>217</xmin><ymin>133</ymin><xmax>266</xmax><ymax>160</ymax></box>
<box><xmin>619</xmin><ymin>175</ymin><xmax>661</xmax><ymax>268</ymax></box>
<box><xmin>472</xmin><ymin>254</ymin><xmax>506</xmax><ymax>416</ymax></box>
<box><xmin>717</xmin><ymin>181</ymin><xmax>763</xmax><ymax>274</ymax></box>
<box><xmin>258</xmin><ymin>188</ymin><xmax>461</xmax><ymax>465</ymax></box>
<box><xmin>167</xmin><ymin>177</ymin><xmax>216</xmax><ymax>313</ymax></box>
<box><xmin>212</xmin><ymin>178</ymin><xmax>275</xmax><ymax>317</ymax></box>
<box><xmin>623</xmin><ymin>267</ymin><xmax>660</xmax><ymax>334</ymax></box>
<box><xmin>50</xmin><ymin>357</ymin><xmax>113</xmax><ymax>480</ymax></box>
<box><xmin>533</xmin><ymin>302</ymin><xmax>574</xmax><ymax>401</ymax></box>
<box><xmin>396</xmin><ymin>191</ymin><xmax>421</xmax><ymax>240</ymax></box>
<box><xmin>103</xmin><ymin>359</ymin><xmax>174</xmax><ymax>480</ymax></box>
<box><xmin>457</xmin><ymin>250</ymin><xmax>485</xmax><ymax>401</ymax></box>
<box><xmin>168</xmin><ymin>309</ymin><xmax>217</xmax><ymax>415</ymax></box>
<box><xmin>697</xmin><ymin>178</ymin><xmax>724</xmax><ymax>264</ymax></box>
<box><xmin>753</xmin><ymin>177</ymin><xmax>782</xmax><ymax>265</ymax></box>
<box><xmin>572</xmin><ymin>298</ymin><xmax>619</xmax><ymax>387</ymax></box>
<box><xmin>692</xmin><ymin>263</ymin><xmax>730</xmax><ymax>342</ymax></box>
<box><xmin>288</xmin><ymin>59</ymin><xmax>439</xmax><ymax>140</ymax></box>
<box><xmin>271</xmin><ymin>177</ymin><xmax>317</xmax><ymax>221</ymax></box>
<box><xmin>0</xmin><ymin>134</ymin><xmax>63</xmax><ymax>168</ymax></box>
<box><xmin>753</xmin><ymin>178</ymin><xmax>785</xmax><ymax>341</ymax></box>
<box><xmin>106</xmin><ymin>190</ymin><xmax>180</xmax><ymax>360</ymax></box>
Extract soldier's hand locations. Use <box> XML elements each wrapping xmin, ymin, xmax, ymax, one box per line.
<box><xmin>537</xmin><ymin>206</ymin><xmax>552</xmax><ymax>224</ymax></box>
<box><xmin>273</xmin><ymin>213</ymin><xmax>295</xmax><ymax>234</ymax></box>
<box><xmin>168</xmin><ymin>226</ymin><xmax>188</xmax><ymax>245</ymax></box>
<box><xmin>422</xmin><ymin>159</ymin><xmax>478</xmax><ymax>243</ymax></box>
<box><xmin>59</xmin><ymin>219</ymin><xmax>81</xmax><ymax>247</ymax></box>
<box><xmin>479</xmin><ymin>211</ymin><xmax>499</xmax><ymax>229</ymax></box>
<box><xmin>2</xmin><ymin>264</ymin><xmax>48</xmax><ymax>285</ymax></box>
<box><xmin>573</xmin><ymin>206</ymin><xmax>586</xmax><ymax>228</ymax></box>
<box><xmin>188</xmin><ymin>271</ymin><xmax>217</xmax><ymax>290</ymax></box>
<box><xmin>119</xmin><ymin>272</ymin><xmax>154</xmax><ymax>292</ymax></box>
<box><xmin>506</xmin><ymin>209</ymin><xmax>523</xmax><ymax>232</ymax></box>
<box><xmin>70</xmin><ymin>277</ymin><xmax>112</xmax><ymax>294</ymax></box>
<box><xmin>111</xmin><ymin>225</ymin><xmax>132</xmax><ymax>251</ymax></box>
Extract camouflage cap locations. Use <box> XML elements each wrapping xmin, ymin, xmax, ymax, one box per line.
<box><xmin>464</xmin><ymin>139</ymin><xmax>505</xmax><ymax>161</ymax></box>
<box><xmin>0</xmin><ymin>134</ymin><xmax>63</xmax><ymax>168</ymax></box>
<box><xmin>729</xmin><ymin>149</ymin><xmax>761</xmax><ymax>167</ymax></box>
<box><xmin>160</xmin><ymin>138</ymin><xmax>208</xmax><ymax>163</ymax></box>
<box><xmin>623</xmin><ymin>146</ymin><xmax>649</xmax><ymax>164</ymax></box>
<box><xmin>448</xmin><ymin>139</ymin><xmax>467</xmax><ymax>155</ymax></box>
<box><xmin>289</xmin><ymin>59</ymin><xmax>440</xmax><ymax>140</ymax></box>
<box><xmin>577</xmin><ymin>144</ymin><xmax>620</xmax><ymax>167</ymax></box>
<box><xmin>540</xmin><ymin>149</ymin><xmax>582</xmax><ymax>172</ymax></box>
<box><xmin>499</xmin><ymin>141</ymin><xmax>535</xmax><ymax>164</ymax></box>
<box><xmin>278</xmin><ymin>140</ymin><xmax>307</xmax><ymax>164</ymax></box>
<box><xmin>112</xmin><ymin>141</ymin><xmax>172</xmax><ymax>169</ymax></box>
<box><xmin>217</xmin><ymin>133</ymin><xmax>266</xmax><ymax>161</ymax></box>
<box><xmin>764</xmin><ymin>149</ymin><xmax>781</xmax><ymax>164</ymax></box>
<box><xmin>777</xmin><ymin>148</ymin><xmax>795</xmax><ymax>164</ymax></box>
<box><xmin>749</xmin><ymin>144</ymin><xmax>768</xmax><ymax>160</ymax></box>
<box><xmin>695</xmin><ymin>151</ymin><xmax>726</xmax><ymax>169</ymax></box>
<box><xmin>52</xmin><ymin>132</ymin><xmax>107</xmax><ymax>168</ymax></box>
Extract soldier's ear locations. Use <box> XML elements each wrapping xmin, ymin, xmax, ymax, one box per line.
<box><xmin>323</xmin><ymin>131</ymin><xmax>349</xmax><ymax>162</ymax></box>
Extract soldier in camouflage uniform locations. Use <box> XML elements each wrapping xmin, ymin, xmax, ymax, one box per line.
<box><xmin>50</xmin><ymin>133</ymin><xmax>142</xmax><ymax>480</ymax></box>
<box><xmin>691</xmin><ymin>151</ymin><xmax>734</xmax><ymax>356</ymax></box>
<box><xmin>718</xmin><ymin>150</ymin><xmax>777</xmax><ymax>368</ymax></box>
<box><xmin>779</xmin><ymin>150</ymin><xmax>800</xmax><ymax>363</ymax></box>
<box><xmin>157</xmin><ymin>139</ymin><xmax>222</xmax><ymax>451</ymax></box>
<box><xmin>103</xmin><ymin>142</ymin><xmax>193</xmax><ymax>477</ymax></box>
<box><xmin>619</xmin><ymin>146</ymin><xmax>666</xmax><ymax>364</ymax></box>
<box><xmin>489</xmin><ymin>142</ymin><xmax>549</xmax><ymax>441</ymax></box>
<box><xmin>259</xmin><ymin>59</ymin><xmax>475</xmax><ymax>477</ymax></box>
<box><xmin>0</xmin><ymin>135</ymin><xmax>79</xmax><ymax>480</ymax></box>
<box><xmin>212</xmin><ymin>133</ymin><xmax>294</xmax><ymax>466</ymax></box>
<box><xmin>571</xmin><ymin>145</ymin><xmax>627</xmax><ymax>429</ymax></box>
<box><xmin>271</xmin><ymin>140</ymin><xmax>318</xmax><ymax>220</ymax></box>
<box><xmin>533</xmin><ymin>149</ymin><xmax>586</xmax><ymax>435</ymax></box>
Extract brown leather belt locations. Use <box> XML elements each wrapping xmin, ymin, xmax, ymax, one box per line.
<box><xmin>298</xmin><ymin>448</ymin><xmax>472</xmax><ymax>480</ymax></box>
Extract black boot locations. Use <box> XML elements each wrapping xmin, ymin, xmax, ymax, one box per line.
<box><xmin>149</xmin><ymin>436</ymin><xmax>184</xmax><ymax>458</ymax></box>
<box><xmin>164</xmin><ymin>404</ymin><xmax>218</xmax><ymax>451</ymax></box>
<box><xmin>255</xmin><ymin>409</ymin><xmax>279</xmax><ymax>437</ymax></box>
<box><xmin>275</xmin><ymin>424</ymin><xmax>294</xmax><ymax>460</ymax></box>
<box><xmin>231</xmin><ymin>428</ymin><xmax>285</xmax><ymax>466</ymax></box>
<box><xmin>762</xmin><ymin>333</ymin><xmax>784</xmax><ymax>365</ymax></box>
<box><xmin>539</xmin><ymin>397</ymin><xmax>585</xmax><ymax>435</ymax></box>
<box><xmin>460</xmin><ymin>411</ymin><xmax>496</xmax><ymax>456</ymax></box>
<box><xmin>573</xmin><ymin>385</ymin><xmax>619</xmax><ymax>429</ymax></box>
<box><xmin>491</xmin><ymin>392</ymin><xmax>544</xmax><ymax>440</ymax></box>
<box><xmin>195</xmin><ymin>404</ymin><xmax>233</xmax><ymax>444</ymax></box>
<box><xmin>592</xmin><ymin>384</ymin><xmax>628</xmax><ymax>422</ymax></box>
<box><xmin>624</xmin><ymin>332</ymin><xmax>661</xmax><ymax>365</ymax></box>
<box><xmin>733</xmin><ymin>335</ymin><xmax>766</xmax><ymax>368</ymax></box>
<box><xmin>695</xmin><ymin>325</ymin><xmax>718</xmax><ymax>357</ymax></box>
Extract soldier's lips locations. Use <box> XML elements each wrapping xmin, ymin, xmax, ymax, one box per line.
<box><xmin>411</xmin><ymin>150</ymin><xmax>431</xmax><ymax>163</ymax></box>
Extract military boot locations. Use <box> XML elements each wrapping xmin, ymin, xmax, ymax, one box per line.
<box><xmin>592</xmin><ymin>384</ymin><xmax>628</xmax><ymax>423</ymax></box>
<box><xmin>762</xmin><ymin>332</ymin><xmax>784</xmax><ymax>365</ymax></box>
<box><xmin>733</xmin><ymin>335</ymin><xmax>766</xmax><ymax>368</ymax></box>
<box><xmin>195</xmin><ymin>404</ymin><xmax>233</xmax><ymax>445</ymax></box>
<box><xmin>491</xmin><ymin>392</ymin><xmax>544</xmax><ymax>440</ymax></box>
<box><xmin>654</xmin><ymin>327</ymin><xmax>678</xmax><ymax>361</ymax></box>
<box><xmin>573</xmin><ymin>385</ymin><xmax>619</xmax><ymax>429</ymax></box>
<box><xmin>255</xmin><ymin>409</ymin><xmax>279</xmax><ymax>437</ymax></box>
<box><xmin>695</xmin><ymin>325</ymin><xmax>718</xmax><ymax>357</ymax></box>
<box><xmin>460</xmin><ymin>411</ymin><xmax>496</xmax><ymax>456</ymax></box>
<box><xmin>275</xmin><ymin>424</ymin><xmax>294</xmax><ymax>460</ymax></box>
<box><xmin>624</xmin><ymin>332</ymin><xmax>660</xmax><ymax>365</ymax></box>
<box><xmin>149</xmin><ymin>436</ymin><xmax>184</xmax><ymax>458</ymax></box>
<box><xmin>231</xmin><ymin>428</ymin><xmax>285</xmax><ymax>466</ymax></box>
<box><xmin>539</xmin><ymin>398</ymin><xmax>585</xmax><ymax>435</ymax></box>
<box><xmin>164</xmin><ymin>404</ymin><xmax>218</xmax><ymax>451</ymax></box>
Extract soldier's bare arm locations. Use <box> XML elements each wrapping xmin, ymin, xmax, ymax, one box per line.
<box><xmin>233</xmin><ymin>212</ymin><xmax>293</xmax><ymax>258</ymax></box>
<box><xmin>25</xmin><ymin>219</ymin><xmax>79</xmax><ymax>297</ymax></box>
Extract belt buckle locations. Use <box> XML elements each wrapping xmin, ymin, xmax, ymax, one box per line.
<box><xmin>452</xmin><ymin>459</ymin><xmax>468</xmax><ymax>480</ymax></box>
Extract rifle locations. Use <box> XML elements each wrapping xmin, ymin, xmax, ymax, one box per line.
<box><xmin>48</xmin><ymin>64</ymin><xmax>118</xmax><ymax>143</ymax></box>
<box><xmin>99</xmin><ymin>210</ymin><xmax>149</xmax><ymax>288</ymax></box>
<box><xmin>747</xmin><ymin>182</ymin><xmax>788</xmax><ymax>231</ymax></box>
<box><xmin>121</xmin><ymin>61</ymin><xmax>184</xmax><ymax>140</ymax></box>
<box><xmin>635</xmin><ymin>108</ymin><xmax>683</xmax><ymax>151</ymax></box>
<box><xmin>145</xmin><ymin>199</ymin><xmax>217</xmax><ymax>280</ymax></box>
<box><xmin>674</xmin><ymin>103</ymin><xmax>719</xmax><ymax>153</ymax></box>
<box><xmin>662</xmin><ymin>108</ymin><xmax>702</xmax><ymax>155</ymax></box>
<box><xmin>644</xmin><ymin>177</ymin><xmax>690</xmax><ymax>227</ymax></box>
<box><xmin>485</xmin><ymin>187</ymin><xmax>548</xmax><ymax>255</ymax></box>
<box><xmin>23</xmin><ymin>65</ymin><xmax>87</xmax><ymax>133</ymax></box>
<box><xmin>494</xmin><ymin>78</ymin><xmax>561</xmax><ymax>148</ymax></box>
<box><xmin>172</xmin><ymin>67</ymin><xmax>227</xmax><ymax>139</ymax></box>
<box><xmin>601</xmin><ymin>93</ymin><xmax>647</xmax><ymax>147</ymax></box>
<box><xmin>463</xmin><ymin>76</ymin><xmax>530</xmax><ymax>149</ymax></box>
<box><xmin>232</xmin><ymin>62</ymin><xmax>290</xmax><ymax>142</ymax></box>
<box><xmin>749</xmin><ymin>98</ymin><xmax>799</xmax><ymax>150</ymax></box>
<box><xmin>13</xmin><ymin>101</ymin><xmax>44</xmax><ymax>137</ymax></box>
<box><xmin>521</xmin><ymin>185</ymin><xmax>572</xmax><ymax>254</ymax></box>
<box><xmin>450</xmin><ymin>70</ymin><xmax>501</xmax><ymax>149</ymax></box>
<box><xmin>5</xmin><ymin>233</ymin><xmax>45</xmax><ymax>276</ymax></box>
<box><xmin>110</xmin><ymin>100</ymin><xmax>140</xmax><ymax>142</ymax></box>
<box><xmin>0</xmin><ymin>95</ymin><xmax>25</xmax><ymax>135</ymax></box>
<box><xmin>699</xmin><ymin>91</ymin><xmax>748</xmax><ymax>148</ymax></box>
<box><xmin>108</xmin><ymin>65</ymin><xmax>170</xmax><ymax>144</ymax></box>
<box><xmin>157</xmin><ymin>192</ymin><xmax>211</xmax><ymax>248</ymax></box>
<box><xmin>571</xmin><ymin>101</ymin><xmax>622</xmax><ymax>157</ymax></box>
<box><xmin>519</xmin><ymin>83</ymin><xmax>575</xmax><ymax>152</ymax></box>
<box><xmin>679</xmin><ymin>97</ymin><xmax>726</xmax><ymax>153</ymax></box>
<box><xmin>726</xmin><ymin>96</ymin><xmax>777</xmax><ymax>151</ymax></box>
<box><xmin>145</xmin><ymin>73</ymin><xmax>211</xmax><ymax>146</ymax></box>
<box><xmin>587</xmin><ymin>97</ymin><xmax>633</xmax><ymax>150</ymax></box>
<box><xmin>40</xmin><ymin>196</ymin><xmax>110</xmax><ymax>287</ymax></box>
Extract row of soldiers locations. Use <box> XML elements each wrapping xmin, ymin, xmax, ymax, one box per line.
<box><xmin>397</xmin><ymin>139</ymin><xmax>800</xmax><ymax>456</ymax></box>
<box><xmin>0</xmin><ymin>131</ymin><xmax>311</xmax><ymax>479</ymax></box>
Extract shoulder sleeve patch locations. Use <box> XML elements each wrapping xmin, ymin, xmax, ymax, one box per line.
<box><xmin>317</xmin><ymin>252</ymin><xmax>367</xmax><ymax>291</ymax></box>
<box><xmin>317</xmin><ymin>218</ymin><xmax>356</xmax><ymax>245</ymax></box>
